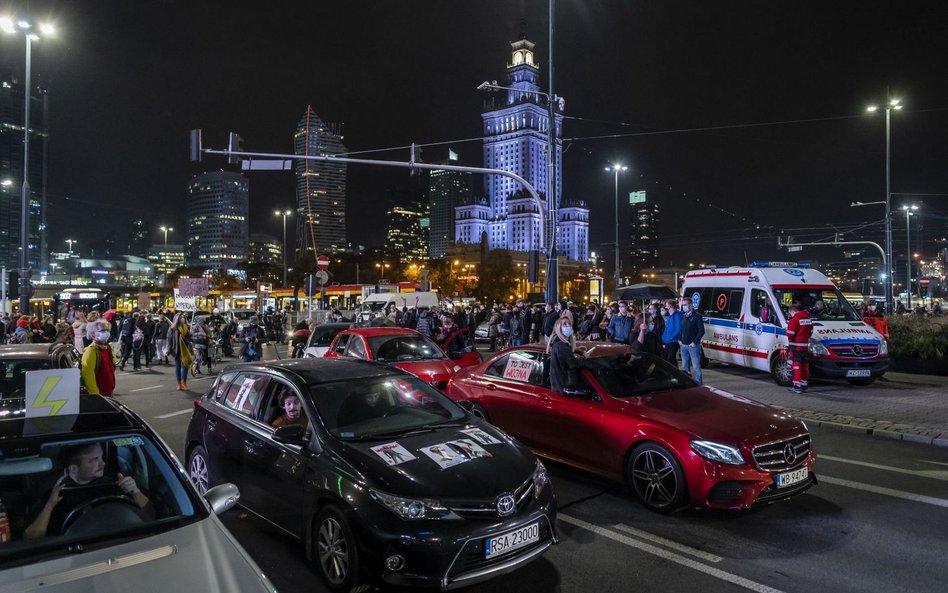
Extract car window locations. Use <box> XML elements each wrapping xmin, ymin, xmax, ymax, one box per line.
<box><xmin>0</xmin><ymin>359</ymin><xmax>53</xmax><ymax>398</ymax></box>
<box><xmin>484</xmin><ymin>354</ymin><xmax>511</xmax><ymax>378</ymax></box>
<box><xmin>690</xmin><ymin>287</ymin><xmax>744</xmax><ymax>320</ymax></box>
<box><xmin>586</xmin><ymin>354</ymin><xmax>696</xmax><ymax>397</ymax></box>
<box><xmin>0</xmin><ymin>432</ymin><xmax>202</xmax><ymax>565</ymax></box>
<box><xmin>750</xmin><ymin>289</ymin><xmax>782</xmax><ymax>326</ymax></box>
<box><xmin>224</xmin><ymin>373</ymin><xmax>270</xmax><ymax>417</ymax></box>
<box><xmin>345</xmin><ymin>336</ymin><xmax>367</xmax><ymax>359</ymax></box>
<box><xmin>368</xmin><ymin>334</ymin><xmax>445</xmax><ymax>362</ymax></box>
<box><xmin>310</xmin><ymin>326</ymin><xmax>342</xmax><ymax>348</ymax></box>
<box><xmin>332</xmin><ymin>334</ymin><xmax>351</xmax><ymax>355</ymax></box>
<box><xmin>214</xmin><ymin>371</ymin><xmax>239</xmax><ymax>402</ymax></box>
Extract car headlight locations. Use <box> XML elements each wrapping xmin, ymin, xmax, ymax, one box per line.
<box><xmin>370</xmin><ymin>489</ymin><xmax>454</xmax><ymax>520</ymax></box>
<box><xmin>690</xmin><ymin>440</ymin><xmax>745</xmax><ymax>465</ymax></box>
<box><xmin>879</xmin><ymin>340</ymin><xmax>888</xmax><ymax>356</ymax></box>
<box><xmin>532</xmin><ymin>460</ymin><xmax>549</xmax><ymax>497</ymax></box>
<box><xmin>808</xmin><ymin>340</ymin><xmax>829</xmax><ymax>356</ymax></box>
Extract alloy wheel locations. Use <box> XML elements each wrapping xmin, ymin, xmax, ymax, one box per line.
<box><xmin>189</xmin><ymin>451</ymin><xmax>209</xmax><ymax>495</ymax></box>
<box><xmin>630</xmin><ymin>449</ymin><xmax>678</xmax><ymax>508</ymax></box>
<box><xmin>318</xmin><ymin>517</ymin><xmax>349</xmax><ymax>585</ymax></box>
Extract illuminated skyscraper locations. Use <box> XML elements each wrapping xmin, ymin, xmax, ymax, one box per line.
<box><xmin>185</xmin><ymin>171</ymin><xmax>249</xmax><ymax>270</ymax></box>
<box><xmin>387</xmin><ymin>199</ymin><xmax>430</xmax><ymax>263</ymax></box>
<box><xmin>428</xmin><ymin>149</ymin><xmax>471</xmax><ymax>259</ymax></box>
<box><xmin>294</xmin><ymin>106</ymin><xmax>347</xmax><ymax>258</ymax></box>
<box><xmin>627</xmin><ymin>190</ymin><xmax>660</xmax><ymax>272</ymax></box>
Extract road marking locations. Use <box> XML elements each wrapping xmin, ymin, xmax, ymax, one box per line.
<box><xmin>820</xmin><ymin>455</ymin><xmax>948</xmax><ymax>482</ymax></box>
<box><xmin>560</xmin><ymin>515</ymin><xmax>784</xmax><ymax>593</ymax></box>
<box><xmin>820</xmin><ymin>475</ymin><xmax>948</xmax><ymax>508</ymax></box>
<box><xmin>612</xmin><ymin>523</ymin><xmax>723</xmax><ymax>563</ymax></box>
<box><xmin>154</xmin><ymin>409</ymin><xmax>193</xmax><ymax>419</ymax></box>
<box><xmin>130</xmin><ymin>385</ymin><xmax>163</xmax><ymax>393</ymax></box>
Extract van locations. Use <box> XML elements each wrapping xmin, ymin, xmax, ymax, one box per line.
<box><xmin>357</xmin><ymin>291</ymin><xmax>440</xmax><ymax>321</ymax></box>
<box><xmin>680</xmin><ymin>262</ymin><xmax>889</xmax><ymax>386</ymax></box>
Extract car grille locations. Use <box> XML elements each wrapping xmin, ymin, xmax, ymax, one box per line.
<box><xmin>446</xmin><ymin>475</ymin><xmax>534</xmax><ymax>519</ymax></box>
<box><xmin>446</xmin><ymin>516</ymin><xmax>553</xmax><ymax>579</ymax></box>
<box><xmin>752</xmin><ymin>433</ymin><xmax>810</xmax><ymax>472</ymax></box>
<box><xmin>829</xmin><ymin>343</ymin><xmax>879</xmax><ymax>358</ymax></box>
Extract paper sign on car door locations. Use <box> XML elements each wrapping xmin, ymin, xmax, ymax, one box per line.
<box><xmin>502</xmin><ymin>356</ymin><xmax>533</xmax><ymax>381</ymax></box>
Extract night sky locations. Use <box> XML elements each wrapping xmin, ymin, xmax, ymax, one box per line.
<box><xmin>3</xmin><ymin>0</ymin><xmax>947</xmax><ymax>266</ymax></box>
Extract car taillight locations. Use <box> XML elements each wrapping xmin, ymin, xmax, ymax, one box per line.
<box><xmin>193</xmin><ymin>400</ymin><xmax>200</xmax><ymax>410</ymax></box>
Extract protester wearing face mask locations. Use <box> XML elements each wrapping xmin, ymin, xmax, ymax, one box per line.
<box><xmin>630</xmin><ymin>313</ymin><xmax>662</xmax><ymax>356</ymax></box>
<box><xmin>861</xmin><ymin>299</ymin><xmax>890</xmax><ymax>340</ymax></box>
<box><xmin>548</xmin><ymin>318</ymin><xmax>583</xmax><ymax>394</ymax></box>
<box><xmin>647</xmin><ymin>301</ymin><xmax>665</xmax><ymax>340</ymax></box>
<box><xmin>661</xmin><ymin>299</ymin><xmax>682</xmax><ymax>364</ymax></box>
<box><xmin>80</xmin><ymin>320</ymin><xmax>118</xmax><ymax>397</ymax></box>
<box><xmin>607</xmin><ymin>302</ymin><xmax>634</xmax><ymax>344</ymax></box>
<box><xmin>678</xmin><ymin>298</ymin><xmax>706</xmax><ymax>384</ymax></box>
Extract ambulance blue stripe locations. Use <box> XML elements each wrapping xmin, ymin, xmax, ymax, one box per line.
<box><xmin>819</xmin><ymin>338</ymin><xmax>882</xmax><ymax>345</ymax></box>
<box><xmin>705</xmin><ymin>318</ymin><xmax>787</xmax><ymax>336</ymax></box>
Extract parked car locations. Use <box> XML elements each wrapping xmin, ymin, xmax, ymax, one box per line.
<box><xmin>227</xmin><ymin>308</ymin><xmax>258</xmax><ymax>332</ymax></box>
<box><xmin>325</xmin><ymin>327</ymin><xmax>481</xmax><ymax>390</ymax></box>
<box><xmin>185</xmin><ymin>357</ymin><xmax>557</xmax><ymax>591</ymax></box>
<box><xmin>445</xmin><ymin>343</ymin><xmax>817</xmax><ymax>512</ymax></box>
<box><xmin>474</xmin><ymin>321</ymin><xmax>490</xmax><ymax>343</ymax></box>
<box><xmin>0</xmin><ymin>343</ymin><xmax>82</xmax><ymax>399</ymax></box>
<box><xmin>302</xmin><ymin>322</ymin><xmax>352</xmax><ymax>358</ymax></box>
<box><xmin>0</xmin><ymin>394</ymin><xmax>274</xmax><ymax>592</ymax></box>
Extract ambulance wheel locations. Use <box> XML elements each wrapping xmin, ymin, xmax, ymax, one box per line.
<box><xmin>846</xmin><ymin>377</ymin><xmax>876</xmax><ymax>386</ymax></box>
<box><xmin>770</xmin><ymin>356</ymin><xmax>793</xmax><ymax>387</ymax></box>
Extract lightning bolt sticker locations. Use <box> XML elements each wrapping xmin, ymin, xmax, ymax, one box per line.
<box><xmin>25</xmin><ymin>369</ymin><xmax>81</xmax><ymax>418</ymax></box>
<box><xmin>32</xmin><ymin>376</ymin><xmax>66</xmax><ymax>416</ymax></box>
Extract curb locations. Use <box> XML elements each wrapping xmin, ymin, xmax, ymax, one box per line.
<box><xmin>773</xmin><ymin>406</ymin><xmax>948</xmax><ymax>449</ymax></box>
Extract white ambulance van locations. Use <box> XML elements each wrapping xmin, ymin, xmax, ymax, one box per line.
<box><xmin>680</xmin><ymin>262</ymin><xmax>889</xmax><ymax>386</ymax></box>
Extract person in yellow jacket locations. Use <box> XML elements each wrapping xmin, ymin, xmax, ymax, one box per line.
<box><xmin>80</xmin><ymin>320</ymin><xmax>118</xmax><ymax>397</ymax></box>
<box><xmin>167</xmin><ymin>313</ymin><xmax>194</xmax><ymax>390</ymax></box>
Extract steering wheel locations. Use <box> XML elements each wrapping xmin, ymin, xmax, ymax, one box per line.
<box><xmin>61</xmin><ymin>495</ymin><xmax>146</xmax><ymax>535</ymax></box>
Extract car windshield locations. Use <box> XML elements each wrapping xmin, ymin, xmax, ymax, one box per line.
<box><xmin>0</xmin><ymin>359</ymin><xmax>53</xmax><ymax>398</ymax></box>
<box><xmin>0</xmin><ymin>432</ymin><xmax>203</xmax><ymax>566</ymax></box>
<box><xmin>311</xmin><ymin>326</ymin><xmax>345</xmax><ymax>347</ymax></box>
<box><xmin>368</xmin><ymin>335</ymin><xmax>445</xmax><ymax>362</ymax></box>
<box><xmin>585</xmin><ymin>354</ymin><xmax>696</xmax><ymax>397</ymax></box>
<box><xmin>309</xmin><ymin>375</ymin><xmax>466</xmax><ymax>440</ymax></box>
<box><xmin>772</xmin><ymin>288</ymin><xmax>861</xmax><ymax>322</ymax></box>
<box><xmin>231</xmin><ymin>311</ymin><xmax>254</xmax><ymax>320</ymax></box>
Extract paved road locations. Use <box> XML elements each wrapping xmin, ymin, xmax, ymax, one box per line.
<box><xmin>111</xmin><ymin>355</ymin><xmax>948</xmax><ymax>593</ymax></box>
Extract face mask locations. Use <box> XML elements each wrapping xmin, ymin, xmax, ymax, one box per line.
<box><xmin>96</xmin><ymin>330</ymin><xmax>110</xmax><ymax>342</ymax></box>
<box><xmin>648</xmin><ymin>323</ymin><xmax>654</xmax><ymax>332</ymax></box>
<box><xmin>868</xmin><ymin>305</ymin><xmax>876</xmax><ymax>312</ymax></box>
<box><xmin>648</xmin><ymin>308</ymin><xmax>656</xmax><ymax>316</ymax></box>
<box><xmin>561</xmin><ymin>326</ymin><xmax>573</xmax><ymax>337</ymax></box>
<box><xmin>661</xmin><ymin>309</ymin><xmax>669</xmax><ymax>317</ymax></box>
<box><xmin>682</xmin><ymin>305</ymin><xmax>691</xmax><ymax>314</ymax></box>
<box><xmin>555</xmin><ymin>305</ymin><xmax>561</xmax><ymax>312</ymax></box>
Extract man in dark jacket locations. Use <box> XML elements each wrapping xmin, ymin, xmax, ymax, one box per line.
<box><xmin>549</xmin><ymin>318</ymin><xmax>581</xmax><ymax>394</ymax></box>
<box><xmin>542</xmin><ymin>303</ymin><xmax>558</xmax><ymax>343</ymax></box>
<box><xmin>118</xmin><ymin>313</ymin><xmax>137</xmax><ymax>371</ymax></box>
<box><xmin>678</xmin><ymin>297</ymin><xmax>705</xmax><ymax>384</ymax></box>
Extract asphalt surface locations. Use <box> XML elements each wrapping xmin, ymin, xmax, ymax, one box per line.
<box><xmin>110</xmin><ymin>348</ymin><xmax>948</xmax><ymax>593</ymax></box>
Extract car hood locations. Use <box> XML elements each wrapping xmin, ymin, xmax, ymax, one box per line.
<box><xmin>619</xmin><ymin>385</ymin><xmax>805</xmax><ymax>446</ymax></box>
<box><xmin>390</xmin><ymin>359</ymin><xmax>460</xmax><ymax>383</ymax></box>
<box><xmin>0</xmin><ymin>515</ymin><xmax>275</xmax><ymax>593</ymax></box>
<box><xmin>339</xmin><ymin>422</ymin><xmax>535</xmax><ymax>500</ymax></box>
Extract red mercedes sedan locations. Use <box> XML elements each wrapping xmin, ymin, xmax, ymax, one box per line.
<box><xmin>445</xmin><ymin>343</ymin><xmax>816</xmax><ymax>512</ymax></box>
<box><xmin>324</xmin><ymin>327</ymin><xmax>482</xmax><ymax>389</ymax></box>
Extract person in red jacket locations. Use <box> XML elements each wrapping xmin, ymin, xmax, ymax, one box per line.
<box><xmin>786</xmin><ymin>302</ymin><xmax>813</xmax><ymax>394</ymax></box>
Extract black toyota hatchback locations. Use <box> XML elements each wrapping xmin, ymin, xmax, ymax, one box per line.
<box><xmin>185</xmin><ymin>358</ymin><xmax>557</xmax><ymax>591</ymax></box>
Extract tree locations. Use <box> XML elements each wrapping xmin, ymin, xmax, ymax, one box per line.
<box><xmin>212</xmin><ymin>270</ymin><xmax>243</xmax><ymax>292</ymax></box>
<box><xmin>476</xmin><ymin>250</ymin><xmax>517</xmax><ymax>305</ymax></box>
<box><xmin>237</xmin><ymin>261</ymin><xmax>282</xmax><ymax>288</ymax></box>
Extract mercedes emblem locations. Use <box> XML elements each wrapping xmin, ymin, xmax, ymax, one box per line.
<box><xmin>496</xmin><ymin>493</ymin><xmax>516</xmax><ymax>517</ymax></box>
<box><xmin>783</xmin><ymin>443</ymin><xmax>797</xmax><ymax>465</ymax></box>
<box><xmin>852</xmin><ymin>344</ymin><xmax>864</xmax><ymax>356</ymax></box>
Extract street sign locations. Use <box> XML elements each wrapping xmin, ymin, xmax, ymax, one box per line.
<box><xmin>316</xmin><ymin>255</ymin><xmax>330</xmax><ymax>271</ymax></box>
<box><xmin>315</xmin><ymin>270</ymin><xmax>330</xmax><ymax>285</ymax></box>
<box><xmin>919</xmin><ymin>277</ymin><xmax>930</xmax><ymax>287</ymax></box>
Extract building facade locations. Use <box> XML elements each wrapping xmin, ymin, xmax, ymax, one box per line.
<box><xmin>185</xmin><ymin>171</ymin><xmax>249</xmax><ymax>270</ymax></box>
<box><xmin>294</xmin><ymin>106</ymin><xmax>347</xmax><ymax>258</ymax></box>
<box><xmin>147</xmin><ymin>243</ymin><xmax>186</xmax><ymax>279</ymax></box>
<box><xmin>0</xmin><ymin>75</ymin><xmax>47</xmax><ymax>272</ymax></box>
<box><xmin>386</xmin><ymin>200</ymin><xmax>430</xmax><ymax>264</ymax></box>
<box><xmin>627</xmin><ymin>190</ymin><xmax>660</xmax><ymax>273</ymax></box>
<box><xmin>428</xmin><ymin>149</ymin><xmax>472</xmax><ymax>259</ymax></box>
<box><xmin>248</xmin><ymin>233</ymin><xmax>282</xmax><ymax>265</ymax></box>
<box><xmin>454</xmin><ymin>37</ymin><xmax>588</xmax><ymax>261</ymax></box>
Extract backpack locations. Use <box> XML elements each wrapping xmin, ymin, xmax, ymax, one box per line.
<box><xmin>132</xmin><ymin>327</ymin><xmax>144</xmax><ymax>343</ymax></box>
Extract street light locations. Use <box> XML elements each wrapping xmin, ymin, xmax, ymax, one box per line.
<box><xmin>605</xmin><ymin>163</ymin><xmax>628</xmax><ymax>290</ymax></box>
<box><xmin>64</xmin><ymin>238</ymin><xmax>76</xmax><ymax>253</ymax></box>
<box><xmin>865</xmin><ymin>96</ymin><xmax>903</xmax><ymax>314</ymax></box>
<box><xmin>902</xmin><ymin>204</ymin><xmax>919</xmax><ymax>309</ymax></box>
<box><xmin>159</xmin><ymin>225</ymin><xmax>173</xmax><ymax>247</ymax></box>
<box><xmin>274</xmin><ymin>209</ymin><xmax>291</xmax><ymax>287</ymax></box>
<box><xmin>2</xmin><ymin>16</ymin><xmax>55</xmax><ymax>314</ymax></box>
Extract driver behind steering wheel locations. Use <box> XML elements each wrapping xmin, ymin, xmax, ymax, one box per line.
<box><xmin>24</xmin><ymin>442</ymin><xmax>153</xmax><ymax>539</ymax></box>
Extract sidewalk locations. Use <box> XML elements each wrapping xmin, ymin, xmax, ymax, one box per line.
<box><xmin>703</xmin><ymin>367</ymin><xmax>948</xmax><ymax>448</ymax></box>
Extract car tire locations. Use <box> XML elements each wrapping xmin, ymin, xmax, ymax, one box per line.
<box><xmin>846</xmin><ymin>377</ymin><xmax>876</xmax><ymax>386</ymax></box>
<box><xmin>627</xmin><ymin>443</ymin><xmax>689</xmax><ymax>513</ymax></box>
<box><xmin>188</xmin><ymin>445</ymin><xmax>212</xmax><ymax>495</ymax></box>
<box><xmin>770</xmin><ymin>355</ymin><xmax>793</xmax><ymax>387</ymax></box>
<box><xmin>468</xmin><ymin>403</ymin><xmax>491</xmax><ymax>422</ymax></box>
<box><xmin>314</xmin><ymin>506</ymin><xmax>363</xmax><ymax>593</ymax></box>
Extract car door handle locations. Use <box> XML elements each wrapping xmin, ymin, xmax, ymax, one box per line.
<box><xmin>485</xmin><ymin>383</ymin><xmax>497</xmax><ymax>391</ymax></box>
<box><xmin>244</xmin><ymin>439</ymin><xmax>261</xmax><ymax>454</ymax></box>
<box><xmin>207</xmin><ymin>418</ymin><xmax>217</xmax><ymax>431</ymax></box>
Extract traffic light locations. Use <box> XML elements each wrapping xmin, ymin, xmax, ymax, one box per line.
<box><xmin>7</xmin><ymin>270</ymin><xmax>19</xmax><ymax>298</ymax></box>
<box><xmin>189</xmin><ymin>128</ymin><xmax>202</xmax><ymax>162</ymax></box>
<box><xmin>227</xmin><ymin>132</ymin><xmax>244</xmax><ymax>165</ymax></box>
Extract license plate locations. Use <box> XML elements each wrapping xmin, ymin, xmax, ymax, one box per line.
<box><xmin>846</xmin><ymin>369</ymin><xmax>871</xmax><ymax>378</ymax></box>
<box><xmin>775</xmin><ymin>466</ymin><xmax>809</xmax><ymax>488</ymax></box>
<box><xmin>485</xmin><ymin>522</ymin><xmax>540</xmax><ymax>559</ymax></box>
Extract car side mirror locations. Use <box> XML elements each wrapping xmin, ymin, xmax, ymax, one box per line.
<box><xmin>562</xmin><ymin>384</ymin><xmax>595</xmax><ymax>399</ymax></box>
<box><xmin>273</xmin><ymin>424</ymin><xmax>306</xmax><ymax>444</ymax></box>
<box><xmin>456</xmin><ymin>400</ymin><xmax>475</xmax><ymax>412</ymax></box>
<box><xmin>204</xmin><ymin>483</ymin><xmax>240</xmax><ymax>515</ymax></box>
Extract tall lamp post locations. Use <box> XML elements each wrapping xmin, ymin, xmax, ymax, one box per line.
<box><xmin>159</xmin><ymin>225</ymin><xmax>173</xmax><ymax>247</ymax></box>
<box><xmin>902</xmin><ymin>204</ymin><xmax>918</xmax><ymax>309</ymax></box>
<box><xmin>866</xmin><ymin>97</ymin><xmax>903</xmax><ymax>314</ymax></box>
<box><xmin>64</xmin><ymin>238</ymin><xmax>76</xmax><ymax>253</ymax></box>
<box><xmin>274</xmin><ymin>209</ymin><xmax>291</xmax><ymax>288</ymax></box>
<box><xmin>606</xmin><ymin>164</ymin><xmax>627</xmax><ymax>291</ymax></box>
<box><xmin>2</xmin><ymin>17</ymin><xmax>54</xmax><ymax>315</ymax></box>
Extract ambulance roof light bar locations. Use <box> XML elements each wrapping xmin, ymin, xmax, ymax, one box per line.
<box><xmin>749</xmin><ymin>261</ymin><xmax>810</xmax><ymax>269</ymax></box>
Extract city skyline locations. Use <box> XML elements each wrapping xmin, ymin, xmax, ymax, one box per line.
<box><xmin>1</xmin><ymin>1</ymin><xmax>946</xmax><ymax>269</ymax></box>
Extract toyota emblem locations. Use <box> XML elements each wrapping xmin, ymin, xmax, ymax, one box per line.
<box><xmin>783</xmin><ymin>443</ymin><xmax>797</xmax><ymax>465</ymax></box>
<box><xmin>851</xmin><ymin>344</ymin><xmax>864</xmax><ymax>356</ymax></box>
<box><xmin>496</xmin><ymin>494</ymin><xmax>516</xmax><ymax>517</ymax></box>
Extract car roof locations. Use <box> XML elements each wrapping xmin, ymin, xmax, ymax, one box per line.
<box><xmin>493</xmin><ymin>341</ymin><xmax>631</xmax><ymax>359</ymax></box>
<box><xmin>0</xmin><ymin>395</ymin><xmax>142</xmax><ymax>442</ymax></box>
<box><xmin>220</xmin><ymin>357</ymin><xmax>404</xmax><ymax>384</ymax></box>
<box><xmin>343</xmin><ymin>327</ymin><xmax>420</xmax><ymax>338</ymax></box>
<box><xmin>0</xmin><ymin>343</ymin><xmax>62</xmax><ymax>360</ymax></box>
